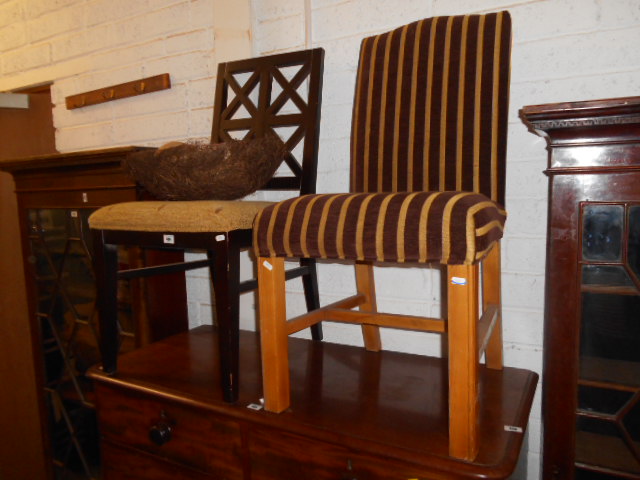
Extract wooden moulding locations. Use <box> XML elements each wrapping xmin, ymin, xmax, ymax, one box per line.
<box><xmin>65</xmin><ymin>74</ymin><xmax>171</xmax><ymax>110</ymax></box>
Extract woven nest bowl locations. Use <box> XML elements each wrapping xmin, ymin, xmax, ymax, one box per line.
<box><xmin>124</xmin><ymin>134</ymin><xmax>287</xmax><ymax>201</ymax></box>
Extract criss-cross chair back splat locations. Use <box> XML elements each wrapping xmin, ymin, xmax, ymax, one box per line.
<box><xmin>253</xmin><ymin>12</ymin><xmax>514</xmax><ymax>463</ymax></box>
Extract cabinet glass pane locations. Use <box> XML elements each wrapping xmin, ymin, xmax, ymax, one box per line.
<box><xmin>629</xmin><ymin>206</ymin><xmax>640</xmax><ymax>281</ymax></box>
<box><xmin>577</xmin><ymin>203</ymin><xmax>640</xmax><ymax>476</ymax></box>
<box><xmin>582</xmin><ymin>204</ymin><xmax>623</xmax><ymax>262</ymax></box>
<box><xmin>27</xmin><ymin>208</ymin><xmax>136</xmax><ymax>479</ymax></box>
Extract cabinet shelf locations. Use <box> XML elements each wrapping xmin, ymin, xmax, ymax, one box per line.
<box><xmin>580</xmin><ymin>356</ymin><xmax>640</xmax><ymax>390</ymax></box>
<box><xmin>576</xmin><ymin>431</ymin><xmax>640</xmax><ymax>477</ymax></box>
<box><xmin>581</xmin><ymin>285</ymin><xmax>639</xmax><ymax>296</ymax></box>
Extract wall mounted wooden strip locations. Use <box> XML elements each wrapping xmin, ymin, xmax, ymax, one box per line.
<box><xmin>65</xmin><ymin>73</ymin><xmax>171</xmax><ymax>110</ymax></box>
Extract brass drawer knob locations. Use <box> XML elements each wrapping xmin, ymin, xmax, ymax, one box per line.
<box><xmin>149</xmin><ymin>421</ymin><xmax>172</xmax><ymax>446</ymax></box>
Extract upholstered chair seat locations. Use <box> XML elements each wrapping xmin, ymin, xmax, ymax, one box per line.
<box><xmin>255</xmin><ymin>191</ymin><xmax>505</xmax><ymax>265</ymax></box>
<box><xmin>91</xmin><ymin>200</ymin><xmax>274</xmax><ymax>233</ymax></box>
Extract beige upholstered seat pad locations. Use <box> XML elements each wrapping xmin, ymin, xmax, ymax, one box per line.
<box><xmin>89</xmin><ymin>200</ymin><xmax>274</xmax><ymax>233</ymax></box>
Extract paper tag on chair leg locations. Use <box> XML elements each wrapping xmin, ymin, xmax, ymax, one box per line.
<box><xmin>451</xmin><ymin>276</ymin><xmax>467</xmax><ymax>285</ymax></box>
<box><xmin>262</xmin><ymin>260</ymin><xmax>273</xmax><ymax>271</ymax></box>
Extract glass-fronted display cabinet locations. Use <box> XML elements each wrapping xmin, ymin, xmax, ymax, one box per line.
<box><xmin>578</xmin><ymin>203</ymin><xmax>640</xmax><ymax>476</ymax></box>
<box><xmin>522</xmin><ymin>97</ymin><xmax>640</xmax><ymax>480</ymax></box>
<box><xmin>0</xmin><ymin>148</ymin><xmax>188</xmax><ymax>480</ymax></box>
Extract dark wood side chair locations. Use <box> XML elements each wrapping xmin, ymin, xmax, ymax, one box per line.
<box><xmin>89</xmin><ymin>48</ymin><xmax>325</xmax><ymax>403</ymax></box>
<box><xmin>253</xmin><ymin>12</ymin><xmax>511</xmax><ymax>461</ymax></box>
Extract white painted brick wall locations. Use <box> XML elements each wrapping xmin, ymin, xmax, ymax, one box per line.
<box><xmin>249</xmin><ymin>1</ymin><xmax>640</xmax><ymax>478</ymax></box>
<box><xmin>0</xmin><ymin>0</ymin><xmax>251</xmax><ymax>150</ymax></box>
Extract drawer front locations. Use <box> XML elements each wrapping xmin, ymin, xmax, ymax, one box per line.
<box><xmin>95</xmin><ymin>383</ymin><xmax>243</xmax><ymax>479</ymax></box>
<box><xmin>18</xmin><ymin>186</ymin><xmax>137</xmax><ymax>209</ymax></box>
<box><xmin>249</xmin><ymin>428</ymin><xmax>350</xmax><ymax>480</ymax></box>
<box><xmin>249</xmin><ymin>427</ymin><xmax>457</xmax><ymax>480</ymax></box>
<box><xmin>102</xmin><ymin>441</ymin><xmax>216</xmax><ymax>480</ymax></box>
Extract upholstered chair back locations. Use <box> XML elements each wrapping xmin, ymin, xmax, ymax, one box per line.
<box><xmin>350</xmin><ymin>12</ymin><xmax>511</xmax><ymax>207</ymax></box>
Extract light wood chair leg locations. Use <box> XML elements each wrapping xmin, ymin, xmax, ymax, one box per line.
<box><xmin>355</xmin><ymin>262</ymin><xmax>382</xmax><ymax>351</ymax></box>
<box><xmin>482</xmin><ymin>244</ymin><xmax>503</xmax><ymax>370</ymax></box>
<box><xmin>258</xmin><ymin>256</ymin><xmax>290</xmax><ymax>413</ymax></box>
<box><xmin>447</xmin><ymin>263</ymin><xmax>479</xmax><ymax>461</ymax></box>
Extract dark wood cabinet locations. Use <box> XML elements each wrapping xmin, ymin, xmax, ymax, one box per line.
<box><xmin>0</xmin><ymin>147</ymin><xmax>188</xmax><ymax>479</ymax></box>
<box><xmin>521</xmin><ymin>97</ymin><xmax>640</xmax><ymax>480</ymax></box>
<box><xmin>89</xmin><ymin>326</ymin><xmax>538</xmax><ymax>480</ymax></box>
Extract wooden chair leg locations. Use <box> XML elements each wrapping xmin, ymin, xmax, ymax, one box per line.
<box><xmin>482</xmin><ymin>244</ymin><xmax>503</xmax><ymax>370</ymax></box>
<box><xmin>209</xmin><ymin>241</ymin><xmax>241</xmax><ymax>404</ymax></box>
<box><xmin>447</xmin><ymin>263</ymin><xmax>479</xmax><ymax>461</ymax></box>
<box><xmin>355</xmin><ymin>262</ymin><xmax>381</xmax><ymax>351</ymax></box>
<box><xmin>93</xmin><ymin>229</ymin><xmax>119</xmax><ymax>375</ymax></box>
<box><xmin>301</xmin><ymin>258</ymin><xmax>323</xmax><ymax>341</ymax></box>
<box><xmin>258</xmin><ymin>256</ymin><xmax>290</xmax><ymax>413</ymax></box>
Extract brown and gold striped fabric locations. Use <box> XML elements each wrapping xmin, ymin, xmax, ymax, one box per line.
<box><xmin>254</xmin><ymin>191</ymin><xmax>505</xmax><ymax>265</ymax></box>
<box><xmin>351</xmin><ymin>11</ymin><xmax>511</xmax><ymax>205</ymax></box>
<box><xmin>254</xmin><ymin>12</ymin><xmax>511</xmax><ymax>265</ymax></box>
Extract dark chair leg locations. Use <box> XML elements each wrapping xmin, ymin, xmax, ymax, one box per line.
<box><xmin>93</xmin><ymin>230</ymin><xmax>120</xmax><ymax>374</ymax></box>
<box><xmin>209</xmin><ymin>242</ymin><xmax>241</xmax><ymax>403</ymax></box>
<box><xmin>301</xmin><ymin>258</ymin><xmax>323</xmax><ymax>341</ymax></box>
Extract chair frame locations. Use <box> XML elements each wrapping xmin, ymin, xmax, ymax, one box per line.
<box><xmin>257</xmin><ymin>245</ymin><xmax>503</xmax><ymax>460</ymax></box>
<box><xmin>93</xmin><ymin>48</ymin><xmax>325</xmax><ymax>403</ymax></box>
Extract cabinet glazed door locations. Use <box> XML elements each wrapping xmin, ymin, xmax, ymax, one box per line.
<box><xmin>577</xmin><ymin>202</ymin><xmax>640</xmax><ymax>478</ymax></box>
<box><xmin>27</xmin><ymin>207</ymin><xmax>136</xmax><ymax>478</ymax></box>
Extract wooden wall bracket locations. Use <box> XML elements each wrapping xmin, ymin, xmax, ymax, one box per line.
<box><xmin>65</xmin><ymin>74</ymin><xmax>171</xmax><ymax>110</ymax></box>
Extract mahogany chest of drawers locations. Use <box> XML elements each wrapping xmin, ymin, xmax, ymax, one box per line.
<box><xmin>90</xmin><ymin>326</ymin><xmax>537</xmax><ymax>480</ymax></box>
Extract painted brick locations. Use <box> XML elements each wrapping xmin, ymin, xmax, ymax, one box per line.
<box><xmin>56</xmin><ymin>121</ymin><xmax>115</xmax><ymax>151</ymax></box>
<box><xmin>501</xmin><ymin>272</ymin><xmax>545</xmax><ymax>311</ymax></box>
<box><xmin>82</xmin><ymin>0</ymin><xmax>151</xmax><ymax>28</ymax></box>
<box><xmin>514</xmin><ymin>27</ymin><xmax>640</xmax><ymax>83</ymax></box>
<box><xmin>108</xmin><ymin>3</ymin><xmax>191</xmax><ymax>48</ymax></box>
<box><xmin>511</xmin><ymin>1</ymin><xmax>599</xmax><ymax>43</ymax></box>
<box><xmin>502</xmin><ymin>198</ymin><xmax>548</xmax><ymax>238</ymax></box>
<box><xmin>111</xmin><ymin>111</ymin><xmax>190</xmax><ymax>144</ymax></box>
<box><xmin>253</xmin><ymin>0</ymin><xmax>302</xmax><ymax>20</ymax></box>
<box><xmin>144</xmin><ymin>51</ymin><xmax>214</xmax><ymax>84</ymax></box>
<box><xmin>27</xmin><ymin>0</ymin><xmax>80</xmax><ymax>18</ymax></box>
<box><xmin>596</xmin><ymin>0</ymin><xmax>640</xmax><ymax>29</ymax></box>
<box><xmin>505</xmin><ymin>158</ymin><xmax>547</xmax><ymax>201</ymax></box>
<box><xmin>213</xmin><ymin>0</ymin><xmax>252</xmax><ymax>29</ymax></box>
<box><xmin>432</xmin><ymin>0</ymin><xmax>530</xmax><ymax>16</ymax></box>
<box><xmin>0</xmin><ymin>1</ymin><xmax>24</xmax><ymax>29</ymax></box>
<box><xmin>254</xmin><ymin>14</ymin><xmax>305</xmax><ymax>54</ymax></box>
<box><xmin>190</xmin><ymin>0</ymin><xmax>217</xmax><ymax>30</ymax></box>
<box><xmin>2</xmin><ymin>42</ymin><xmax>51</xmax><ymax>73</ymax></box>
<box><xmin>111</xmin><ymin>86</ymin><xmax>187</xmax><ymax>119</ymax></box>
<box><xmin>214</xmin><ymin>29</ymin><xmax>252</xmax><ymax>63</ymax></box>
<box><xmin>502</xmin><ymin>308</ymin><xmax>544</xmax><ymax>347</ymax></box>
<box><xmin>504</xmin><ymin>236</ymin><xmax>546</xmax><ymax>274</ymax></box>
<box><xmin>27</xmin><ymin>7</ymin><xmax>83</xmax><ymax>43</ymax></box>
<box><xmin>0</xmin><ymin>22</ymin><xmax>27</xmax><ymax>53</ymax></box>
<box><xmin>188</xmin><ymin>106</ymin><xmax>215</xmax><ymax>138</ymax></box>
<box><xmin>166</xmin><ymin>29</ymin><xmax>214</xmax><ymax>55</ymax></box>
<box><xmin>51</xmin><ymin>25</ymin><xmax>110</xmax><ymax>62</ymax></box>
<box><xmin>186</xmin><ymin>77</ymin><xmax>216</xmax><ymax>109</ymax></box>
<box><xmin>313</xmin><ymin>1</ymin><xmax>432</xmax><ymax>42</ymax></box>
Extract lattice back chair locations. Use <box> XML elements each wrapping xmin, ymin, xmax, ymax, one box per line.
<box><xmin>253</xmin><ymin>13</ymin><xmax>511</xmax><ymax>461</ymax></box>
<box><xmin>90</xmin><ymin>48</ymin><xmax>325</xmax><ymax>403</ymax></box>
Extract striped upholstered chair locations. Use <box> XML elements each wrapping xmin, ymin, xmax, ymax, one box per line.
<box><xmin>253</xmin><ymin>12</ymin><xmax>511</xmax><ymax>461</ymax></box>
